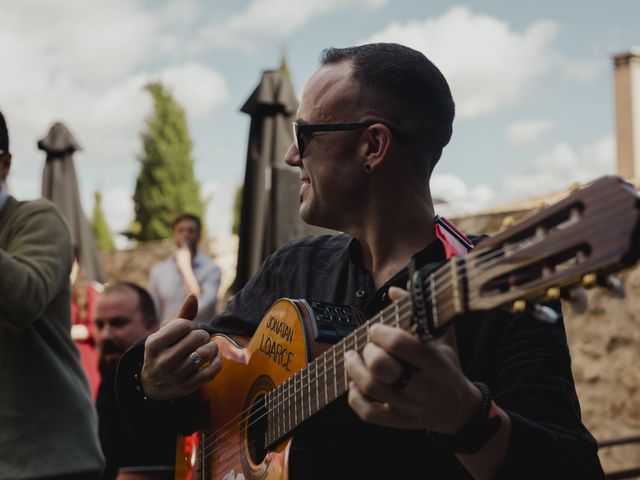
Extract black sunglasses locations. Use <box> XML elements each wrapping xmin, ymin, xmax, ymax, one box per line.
<box><xmin>292</xmin><ymin>121</ymin><xmax>376</xmax><ymax>157</ymax></box>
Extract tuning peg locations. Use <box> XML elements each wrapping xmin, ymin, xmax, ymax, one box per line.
<box><xmin>565</xmin><ymin>287</ymin><xmax>588</xmax><ymax>314</ymax></box>
<box><xmin>511</xmin><ymin>299</ymin><xmax>527</xmax><ymax>313</ymax></box>
<box><xmin>546</xmin><ymin>287</ymin><xmax>561</xmax><ymax>300</ymax></box>
<box><xmin>602</xmin><ymin>274</ymin><xmax>626</xmax><ymax>299</ymax></box>
<box><xmin>532</xmin><ymin>201</ymin><xmax>547</xmax><ymax>214</ymax></box>
<box><xmin>532</xmin><ymin>304</ymin><xmax>560</xmax><ymax>324</ymax></box>
<box><xmin>509</xmin><ymin>299</ymin><xmax>560</xmax><ymax>323</ymax></box>
<box><xmin>499</xmin><ymin>215</ymin><xmax>515</xmax><ymax>232</ymax></box>
<box><xmin>582</xmin><ymin>273</ymin><xmax>598</xmax><ymax>288</ymax></box>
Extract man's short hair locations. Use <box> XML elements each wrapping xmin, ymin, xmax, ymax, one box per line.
<box><xmin>172</xmin><ymin>213</ymin><xmax>201</xmax><ymax>233</ymax></box>
<box><xmin>103</xmin><ymin>282</ymin><xmax>157</xmax><ymax>327</ymax></box>
<box><xmin>0</xmin><ymin>111</ymin><xmax>8</xmax><ymax>152</ymax></box>
<box><xmin>320</xmin><ymin>43</ymin><xmax>455</xmax><ymax>178</ymax></box>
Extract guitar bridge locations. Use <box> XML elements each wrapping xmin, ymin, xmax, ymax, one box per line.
<box><xmin>306</xmin><ymin>301</ymin><xmax>363</xmax><ymax>343</ymax></box>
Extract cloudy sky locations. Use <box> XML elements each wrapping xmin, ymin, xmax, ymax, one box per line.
<box><xmin>1</xmin><ymin>0</ymin><xmax>637</xmax><ymax>242</ymax></box>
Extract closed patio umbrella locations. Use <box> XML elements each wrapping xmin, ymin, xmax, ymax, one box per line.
<box><xmin>231</xmin><ymin>67</ymin><xmax>334</xmax><ymax>293</ymax></box>
<box><xmin>39</xmin><ymin>122</ymin><xmax>105</xmax><ymax>283</ymax></box>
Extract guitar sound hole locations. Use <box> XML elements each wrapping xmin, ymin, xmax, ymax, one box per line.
<box><xmin>247</xmin><ymin>395</ymin><xmax>268</xmax><ymax>465</ymax></box>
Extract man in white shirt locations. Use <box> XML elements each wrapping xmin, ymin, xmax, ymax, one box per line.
<box><xmin>148</xmin><ymin>213</ymin><xmax>221</xmax><ymax>325</ymax></box>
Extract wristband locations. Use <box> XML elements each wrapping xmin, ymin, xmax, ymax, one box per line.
<box><xmin>427</xmin><ymin>382</ymin><xmax>502</xmax><ymax>455</ymax></box>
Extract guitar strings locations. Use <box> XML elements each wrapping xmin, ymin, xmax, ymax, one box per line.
<box><xmin>197</xmin><ymin>192</ymin><xmax>633</xmax><ymax>465</ymax></box>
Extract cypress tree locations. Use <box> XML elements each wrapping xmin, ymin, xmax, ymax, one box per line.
<box><xmin>91</xmin><ymin>190</ymin><xmax>115</xmax><ymax>251</ymax></box>
<box><xmin>279</xmin><ymin>49</ymin><xmax>293</xmax><ymax>85</ymax></box>
<box><xmin>131</xmin><ymin>82</ymin><xmax>204</xmax><ymax>241</ymax></box>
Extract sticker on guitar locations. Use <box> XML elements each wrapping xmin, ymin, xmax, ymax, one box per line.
<box><xmin>258</xmin><ymin>314</ymin><xmax>296</xmax><ymax>372</ymax></box>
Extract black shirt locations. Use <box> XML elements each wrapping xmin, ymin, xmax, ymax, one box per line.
<box><xmin>97</xmin><ymin>370</ymin><xmax>174</xmax><ymax>479</ymax></box>
<box><xmin>118</xmin><ymin>233</ymin><xmax>604</xmax><ymax>479</ymax></box>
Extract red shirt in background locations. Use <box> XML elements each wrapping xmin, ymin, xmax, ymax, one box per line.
<box><xmin>71</xmin><ymin>281</ymin><xmax>102</xmax><ymax>399</ymax></box>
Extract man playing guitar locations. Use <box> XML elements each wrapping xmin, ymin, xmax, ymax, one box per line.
<box><xmin>116</xmin><ymin>43</ymin><xmax>606</xmax><ymax>479</ymax></box>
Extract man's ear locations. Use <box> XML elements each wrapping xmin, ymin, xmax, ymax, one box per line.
<box><xmin>361</xmin><ymin>123</ymin><xmax>392</xmax><ymax>172</ymax></box>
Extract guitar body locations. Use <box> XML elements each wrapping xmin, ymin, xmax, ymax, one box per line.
<box><xmin>176</xmin><ymin>298</ymin><xmax>317</xmax><ymax>480</ymax></box>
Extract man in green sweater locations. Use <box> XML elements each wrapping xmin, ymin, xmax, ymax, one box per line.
<box><xmin>0</xmin><ymin>111</ymin><xmax>104</xmax><ymax>479</ymax></box>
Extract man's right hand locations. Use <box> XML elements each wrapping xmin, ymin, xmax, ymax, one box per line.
<box><xmin>141</xmin><ymin>295</ymin><xmax>221</xmax><ymax>400</ymax></box>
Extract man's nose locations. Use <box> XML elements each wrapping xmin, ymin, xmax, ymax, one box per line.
<box><xmin>98</xmin><ymin>324</ymin><xmax>114</xmax><ymax>341</ymax></box>
<box><xmin>284</xmin><ymin>143</ymin><xmax>301</xmax><ymax>167</ymax></box>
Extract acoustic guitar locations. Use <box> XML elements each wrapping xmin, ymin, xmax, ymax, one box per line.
<box><xmin>175</xmin><ymin>176</ymin><xmax>640</xmax><ymax>480</ymax></box>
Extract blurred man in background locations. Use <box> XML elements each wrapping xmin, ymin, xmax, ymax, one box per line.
<box><xmin>94</xmin><ymin>282</ymin><xmax>173</xmax><ymax>480</ymax></box>
<box><xmin>149</xmin><ymin>213</ymin><xmax>221</xmax><ymax>325</ymax></box>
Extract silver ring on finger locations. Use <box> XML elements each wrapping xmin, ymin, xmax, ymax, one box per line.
<box><xmin>189</xmin><ymin>350</ymin><xmax>203</xmax><ymax>369</ymax></box>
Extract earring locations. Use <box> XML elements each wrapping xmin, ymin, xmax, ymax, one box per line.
<box><xmin>364</xmin><ymin>164</ymin><xmax>371</xmax><ymax>172</ymax></box>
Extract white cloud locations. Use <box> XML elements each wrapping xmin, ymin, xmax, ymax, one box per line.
<box><xmin>506</xmin><ymin>120</ymin><xmax>553</xmax><ymax>147</ymax></box>
<box><xmin>154</xmin><ymin>63</ymin><xmax>230</xmax><ymax>119</ymax></box>
<box><xmin>560</xmin><ymin>57</ymin><xmax>605</xmax><ymax>82</ymax></box>
<box><xmin>364</xmin><ymin>6</ymin><xmax>558</xmax><ymax>118</ymax></box>
<box><xmin>0</xmin><ymin>0</ymin><xmax>228</xmax><ymax>210</ymax></box>
<box><xmin>0</xmin><ymin>0</ymin><xmax>156</xmax><ymax>174</ymax></box>
<box><xmin>1</xmin><ymin>0</ymin><xmax>231</xmax><ymax>255</ymax></box>
<box><xmin>431</xmin><ymin>173</ymin><xmax>496</xmax><ymax>216</ymax></box>
<box><xmin>500</xmin><ymin>135</ymin><xmax>615</xmax><ymax>201</ymax></box>
<box><xmin>198</xmin><ymin>0</ymin><xmax>389</xmax><ymax>51</ymax></box>
<box><xmin>6</xmin><ymin>176</ymin><xmax>39</xmax><ymax>201</ymax></box>
<box><xmin>100</xmin><ymin>188</ymin><xmax>135</xmax><ymax>234</ymax></box>
<box><xmin>201</xmin><ymin>180</ymin><xmax>237</xmax><ymax>239</ymax></box>
<box><xmin>157</xmin><ymin>0</ymin><xmax>202</xmax><ymax>28</ymax></box>
<box><xmin>0</xmin><ymin>0</ymin><xmax>158</xmax><ymax>88</ymax></box>
<box><xmin>431</xmin><ymin>135</ymin><xmax>615</xmax><ymax>216</ymax></box>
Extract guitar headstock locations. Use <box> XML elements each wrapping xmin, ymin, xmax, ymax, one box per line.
<box><xmin>466</xmin><ymin>176</ymin><xmax>640</xmax><ymax>314</ymax></box>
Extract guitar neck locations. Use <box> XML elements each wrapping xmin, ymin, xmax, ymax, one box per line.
<box><xmin>264</xmin><ymin>270</ymin><xmax>458</xmax><ymax>446</ymax></box>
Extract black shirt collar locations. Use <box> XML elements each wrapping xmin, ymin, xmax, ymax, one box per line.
<box><xmin>346</xmin><ymin>234</ymin><xmax>446</xmax><ymax>278</ymax></box>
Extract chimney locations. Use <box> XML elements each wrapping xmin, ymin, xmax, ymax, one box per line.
<box><xmin>613</xmin><ymin>48</ymin><xmax>640</xmax><ymax>180</ymax></box>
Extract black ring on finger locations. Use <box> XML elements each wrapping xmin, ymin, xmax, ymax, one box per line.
<box><xmin>391</xmin><ymin>361</ymin><xmax>413</xmax><ymax>390</ymax></box>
